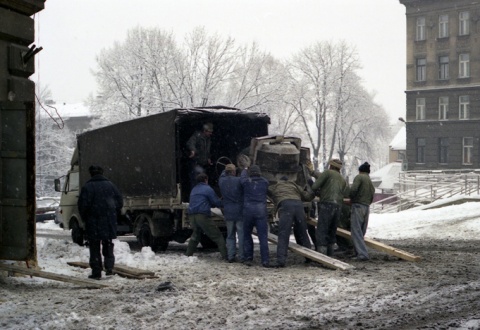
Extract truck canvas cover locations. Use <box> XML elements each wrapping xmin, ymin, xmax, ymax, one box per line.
<box><xmin>76</xmin><ymin>107</ymin><xmax>270</xmax><ymax>200</ymax></box>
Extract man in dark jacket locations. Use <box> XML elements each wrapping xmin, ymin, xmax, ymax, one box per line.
<box><xmin>268</xmin><ymin>176</ymin><xmax>314</xmax><ymax>267</ymax></box>
<box><xmin>311</xmin><ymin>158</ymin><xmax>348</xmax><ymax>256</ymax></box>
<box><xmin>186</xmin><ymin>122</ymin><xmax>213</xmax><ymax>188</ymax></box>
<box><xmin>348</xmin><ymin>162</ymin><xmax>375</xmax><ymax>261</ymax></box>
<box><xmin>185</xmin><ymin>173</ymin><xmax>227</xmax><ymax>259</ymax></box>
<box><xmin>78</xmin><ymin>165</ymin><xmax>123</xmax><ymax>280</ymax></box>
<box><xmin>218</xmin><ymin>164</ymin><xmax>244</xmax><ymax>262</ymax></box>
<box><xmin>240</xmin><ymin>165</ymin><xmax>271</xmax><ymax>267</ymax></box>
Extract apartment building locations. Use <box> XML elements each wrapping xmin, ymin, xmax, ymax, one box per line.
<box><xmin>399</xmin><ymin>0</ymin><xmax>480</xmax><ymax>170</ymax></box>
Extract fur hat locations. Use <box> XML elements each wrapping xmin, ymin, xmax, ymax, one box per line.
<box><xmin>248</xmin><ymin>165</ymin><xmax>261</xmax><ymax>176</ymax></box>
<box><xmin>328</xmin><ymin>158</ymin><xmax>343</xmax><ymax>170</ymax></box>
<box><xmin>225</xmin><ymin>164</ymin><xmax>236</xmax><ymax>172</ymax></box>
<box><xmin>358</xmin><ymin>162</ymin><xmax>371</xmax><ymax>173</ymax></box>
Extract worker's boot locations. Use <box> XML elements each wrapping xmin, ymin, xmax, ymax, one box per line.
<box><xmin>327</xmin><ymin>244</ymin><xmax>334</xmax><ymax>257</ymax></box>
<box><xmin>317</xmin><ymin>245</ymin><xmax>328</xmax><ymax>255</ymax></box>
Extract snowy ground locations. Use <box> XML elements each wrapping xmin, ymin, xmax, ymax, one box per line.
<box><xmin>2</xmin><ymin>197</ymin><xmax>480</xmax><ymax>329</ymax></box>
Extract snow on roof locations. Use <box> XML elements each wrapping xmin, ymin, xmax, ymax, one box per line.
<box><xmin>38</xmin><ymin>102</ymin><xmax>91</xmax><ymax>119</ymax></box>
<box><xmin>389</xmin><ymin>126</ymin><xmax>406</xmax><ymax>151</ymax></box>
<box><xmin>370</xmin><ymin>162</ymin><xmax>402</xmax><ymax>190</ymax></box>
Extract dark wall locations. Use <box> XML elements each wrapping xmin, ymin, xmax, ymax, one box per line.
<box><xmin>0</xmin><ymin>0</ymin><xmax>45</xmax><ymax>263</ymax></box>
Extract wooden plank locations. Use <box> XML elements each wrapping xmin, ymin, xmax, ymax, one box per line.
<box><xmin>0</xmin><ymin>263</ymin><xmax>108</xmax><ymax>288</ymax></box>
<box><xmin>252</xmin><ymin>229</ymin><xmax>354</xmax><ymax>271</ymax></box>
<box><xmin>307</xmin><ymin>217</ymin><xmax>422</xmax><ymax>262</ymax></box>
<box><xmin>67</xmin><ymin>261</ymin><xmax>157</xmax><ymax>279</ymax></box>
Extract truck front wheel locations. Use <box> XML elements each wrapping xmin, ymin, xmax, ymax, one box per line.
<box><xmin>71</xmin><ymin>219</ymin><xmax>84</xmax><ymax>246</ymax></box>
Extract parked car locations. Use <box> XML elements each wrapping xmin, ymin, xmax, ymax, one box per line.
<box><xmin>36</xmin><ymin>197</ymin><xmax>60</xmax><ymax>223</ymax></box>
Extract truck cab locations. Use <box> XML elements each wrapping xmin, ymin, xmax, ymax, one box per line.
<box><xmin>54</xmin><ymin>165</ymin><xmax>84</xmax><ymax>245</ymax></box>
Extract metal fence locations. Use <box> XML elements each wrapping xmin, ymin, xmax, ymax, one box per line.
<box><xmin>371</xmin><ymin>170</ymin><xmax>480</xmax><ymax>213</ymax></box>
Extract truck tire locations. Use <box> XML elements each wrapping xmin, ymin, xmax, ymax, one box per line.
<box><xmin>137</xmin><ymin>222</ymin><xmax>169</xmax><ymax>252</ymax></box>
<box><xmin>71</xmin><ymin>219</ymin><xmax>84</xmax><ymax>246</ymax></box>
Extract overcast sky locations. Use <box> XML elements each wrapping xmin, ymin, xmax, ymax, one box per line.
<box><xmin>33</xmin><ymin>0</ymin><xmax>406</xmax><ymax>122</ymax></box>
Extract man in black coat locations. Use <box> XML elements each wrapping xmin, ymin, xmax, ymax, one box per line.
<box><xmin>78</xmin><ymin>165</ymin><xmax>123</xmax><ymax>279</ymax></box>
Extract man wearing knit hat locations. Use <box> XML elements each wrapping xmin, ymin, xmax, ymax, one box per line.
<box><xmin>219</xmin><ymin>163</ymin><xmax>244</xmax><ymax>262</ymax></box>
<box><xmin>240</xmin><ymin>165</ymin><xmax>271</xmax><ymax>267</ymax></box>
<box><xmin>348</xmin><ymin>162</ymin><xmax>375</xmax><ymax>261</ymax></box>
<box><xmin>311</xmin><ymin>158</ymin><xmax>348</xmax><ymax>256</ymax></box>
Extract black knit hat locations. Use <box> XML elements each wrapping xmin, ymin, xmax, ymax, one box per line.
<box><xmin>89</xmin><ymin>165</ymin><xmax>104</xmax><ymax>176</ymax></box>
<box><xmin>358</xmin><ymin>162</ymin><xmax>370</xmax><ymax>173</ymax></box>
<box><xmin>248</xmin><ymin>165</ymin><xmax>261</xmax><ymax>176</ymax></box>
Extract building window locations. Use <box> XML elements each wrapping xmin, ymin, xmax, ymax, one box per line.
<box><xmin>416</xmin><ymin>98</ymin><xmax>426</xmax><ymax>120</ymax></box>
<box><xmin>416</xmin><ymin>138</ymin><xmax>426</xmax><ymax>163</ymax></box>
<box><xmin>459</xmin><ymin>53</ymin><xmax>470</xmax><ymax>78</ymax></box>
<box><xmin>459</xmin><ymin>95</ymin><xmax>470</xmax><ymax>119</ymax></box>
<box><xmin>438</xmin><ymin>56</ymin><xmax>449</xmax><ymax>79</ymax></box>
<box><xmin>438</xmin><ymin>97</ymin><xmax>448</xmax><ymax>120</ymax></box>
<box><xmin>463</xmin><ymin>137</ymin><xmax>473</xmax><ymax>165</ymax></box>
<box><xmin>416</xmin><ymin>58</ymin><xmax>426</xmax><ymax>81</ymax></box>
<box><xmin>459</xmin><ymin>11</ymin><xmax>470</xmax><ymax>36</ymax></box>
<box><xmin>439</xmin><ymin>14</ymin><xmax>449</xmax><ymax>38</ymax></box>
<box><xmin>416</xmin><ymin>17</ymin><xmax>426</xmax><ymax>40</ymax></box>
<box><xmin>438</xmin><ymin>138</ymin><xmax>448</xmax><ymax>164</ymax></box>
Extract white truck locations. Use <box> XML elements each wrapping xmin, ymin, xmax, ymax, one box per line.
<box><xmin>55</xmin><ymin>106</ymin><xmax>311</xmax><ymax>251</ymax></box>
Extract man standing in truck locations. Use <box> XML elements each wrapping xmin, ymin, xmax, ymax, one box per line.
<box><xmin>78</xmin><ymin>165</ymin><xmax>123</xmax><ymax>280</ymax></box>
<box><xmin>186</xmin><ymin>122</ymin><xmax>214</xmax><ymax>189</ymax></box>
<box><xmin>185</xmin><ymin>173</ymin><xmax>228</xmax><ymax>259</ymax></box>
<box><xmin>219</xmin><ymin>164</ymin><xmax>244</xmax><ymax>263</ymax></box>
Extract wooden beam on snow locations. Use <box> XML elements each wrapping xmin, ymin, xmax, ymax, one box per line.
<box><xmin>307</xmin><ymin>217</ymin><xmax>422</xmax><ymax>262</ymax></box>
<box><xmin>67</xmin><ymin>261</ymin><xmax>157</xmax><ymax>279</ymax></box>
<box><xmin>0</xmin><ymin>263</ymin><xmax>108</xmax><ymax>288</ymax></box>
<box><xmin>253</xmin><ymin>229</ymin><xmax>355</xmax><ymax>270</ymax></box>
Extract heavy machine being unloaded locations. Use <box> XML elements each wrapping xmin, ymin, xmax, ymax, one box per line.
<box><xmin>55</xmin><ymin>106</ymin><xmax>312</xmax><ymax>252</ymax></box>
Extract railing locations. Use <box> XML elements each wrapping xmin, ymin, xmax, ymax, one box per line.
<box><xmin>371</xmin><ymin>170</ymin><xmax>480</xmax><ymax>213</ymax></box>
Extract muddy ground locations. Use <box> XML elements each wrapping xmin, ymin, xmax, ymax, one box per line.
<box><xmin>1</xmin><ymin>236</ymin><xmax>480</xmax><ymax>330</ymax></box>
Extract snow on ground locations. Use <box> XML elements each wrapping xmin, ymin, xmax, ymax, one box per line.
<box><xmin>2</xmin><ymin>196</ymin><xmax>480</xmax><ymax>329</ymax></box>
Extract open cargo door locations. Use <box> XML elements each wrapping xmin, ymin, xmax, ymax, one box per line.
<box><xmin>0</xmin><ymin>1</ymin><xmax>45</xmax><ymax>263</ymax></box>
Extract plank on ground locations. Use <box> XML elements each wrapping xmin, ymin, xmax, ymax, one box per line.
<box><xmin>67</xmin><ymin>261</ymin><xmax>157</xmax><ymax>279</ymax></box>
<box><xmin>0</xmin><ymin>263</ymin><xmax>108</xmax><ymax>288</ymax></box>
<box><xmin>307</xmin><ymin>217</ymin><xmax>422</xmax><ymax>262</ymax></box>
<box><xmin>252</xmin><ymin>229</ymin><xmax>354</xmax><ymax>270</ymax></box>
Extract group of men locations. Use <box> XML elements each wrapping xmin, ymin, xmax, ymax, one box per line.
<box><xmin>184</xmin><ymin>122</ymin><xmax>376</xmax><ymax>267</ymax></box>
<box><xmin>78</xmin><ymin>122</ymin><xmax>375</xmax><ymax>279</ymax></box>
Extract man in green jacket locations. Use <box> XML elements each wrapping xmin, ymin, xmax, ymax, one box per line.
<box><xmin>311</xmin><ymin>159</ymin><xmax>347</xmax><ymax>256</ymax></box>
<box><xmin>268</xmin><ymin>177</ymin><xmax>314</xmax><ymax>267</ymax></box>
<box><xmin>348</xmin><ymin>162</ymin><xmax>375</xmax><ymax>261</ymax></box>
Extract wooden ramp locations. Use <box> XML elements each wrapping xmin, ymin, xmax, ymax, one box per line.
<box><xmin>307</xmin><ymin>218</ymin><xmax>422</xmax><ymax>262</ymax></box>
<box><xmin>253</xmin><ymin>229</ymin><xmax>354</xmax><ymax>270</ymax></box>
<box><xmin>67</xmin><ymin>261</ymin><xmax>157</xmax><ymax>279</ymax></box>
<box><xmin>0</xmin><ymin>263</ymin><xmax>108</xmax><ymax>288</ymax></box>
<box><xmin>266</xmin><ymin>233</ymin><xmax>355</xmax><ymax>270</ymax></box>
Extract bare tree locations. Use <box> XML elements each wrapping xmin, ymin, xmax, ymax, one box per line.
<box><xmin>286</xmin><ymin>40</ymin><xmax>389</xmax><ymax>176</ymax></box>
<box><xmin>35</xmin><ymin>85</ymin><xmax>75</xmax><ymax>196</ymax></box>
<box><xmin>286</xmin><ymin>41</ymin><xmax>337</xmax><ymax>169</ymax></box>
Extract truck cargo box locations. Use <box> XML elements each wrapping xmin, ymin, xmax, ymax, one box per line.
<box><xmin>76</xmin><ymin>107</ymin><xmax>270</xmax><ymax>202</ymax></box>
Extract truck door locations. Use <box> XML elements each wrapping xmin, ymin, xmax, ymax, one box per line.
<box><xmin>56</xmin><ymin>170</ymin><xmax>80</xmax><ymax>230</ymax></box>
